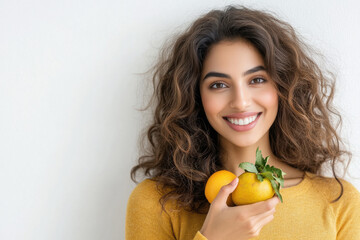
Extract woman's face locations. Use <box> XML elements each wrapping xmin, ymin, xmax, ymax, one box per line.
<box><xmin>200</xmin><ymin>40</ymin><xmax>278</xmax><ymax>148</ymax></box>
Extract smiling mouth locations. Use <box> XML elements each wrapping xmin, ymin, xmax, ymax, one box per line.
<box><xmin>224</xmin><ymin>113</ymin><xmax>261</xmax><ymax>126</ymax></box>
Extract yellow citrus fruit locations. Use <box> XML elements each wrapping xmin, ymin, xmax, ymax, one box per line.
<box><xmin>232</xmin><ymin>172</ymin><xmax>275</xmax><ymax>205</ymax></box>
<box><xmin>205</xmin><ymin>170</ymin><xmax>237</xmax><ymax>206</ymax></box>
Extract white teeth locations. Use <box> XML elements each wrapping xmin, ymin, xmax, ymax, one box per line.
<box><xmin>227</xmin><ymin>115</ymin><xmax>258</xmax><ymax>126</ymax></box>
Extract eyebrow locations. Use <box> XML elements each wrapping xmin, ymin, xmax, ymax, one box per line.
<box><xmin>202</xmin><ymin>65</ymin><xmax>266</xmax><ymax>81</ymax></box>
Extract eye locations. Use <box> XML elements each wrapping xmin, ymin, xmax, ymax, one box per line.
<box><xmin>250</xmin><ymin>77</ymin><xmax>266</xmax><ymax>84</ymax></box>
<box><xmin>210</xmin><ymin>82</ymin><xmax>228</xmax><ymax>89</ymax></box>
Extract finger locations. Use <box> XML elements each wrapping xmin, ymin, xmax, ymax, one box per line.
<box><xmin>236</xmin><ymin>208</ymin><xmax>275</xmax><ymax>238</ymax></box>
<box><xmin>252</xmin><ymin>210</ymin><xmax>276</xmax><ymax>234</ymax></box>
<box><xmin>241</xmin><ymin>196</ymin><xmax>279</xmax><ymax>216</ymax></box>
<box><xmin>211</xmin><ymin>177</ymin><xmax>238</xmax><ymax>207</ymax></box>
<box><xmin>252</xmin><ymin>207</ymin><xmax>276</xmax><ymax>221</ymax></box>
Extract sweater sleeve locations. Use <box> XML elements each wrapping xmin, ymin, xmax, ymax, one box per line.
<box><xmin>333</xmin><ymin>180</ymin><xmax>360</xmax><ymax>240</ymax></box>
<box><xmin>125</xmin><ymin>180</ymin><xmax>175</xmax><ymax>239</ymax></box>
<box><xmin>125</xmin><ymin>179</ymin><xmax>208</xmax><ymax>240</ymax></box>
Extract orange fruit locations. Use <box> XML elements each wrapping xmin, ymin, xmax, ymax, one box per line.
<box><xmin>205</xmin><ymin>170</ymin><xmax>237</xmax><ymax>206</ymax></box>
<box><xmin>232</xmin><ymin>172</ymin><xmax>275</xmax><ymax>205</ymax></box>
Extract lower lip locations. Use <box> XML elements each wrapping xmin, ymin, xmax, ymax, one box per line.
<box><xmin>224</xmin><ymin>113</ymin><xmax>261</xmax><ymax>132</ymax></box>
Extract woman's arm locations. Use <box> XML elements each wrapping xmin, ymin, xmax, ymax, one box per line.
<box><xmin>333</xmin><ymin>180</ymin><xmax>360</xmax><ymax>239</ymax></box>
<box><xmin>125</xmin><ymin>180</ymin><xmax>175</xmax><ymax>239</ymax></box>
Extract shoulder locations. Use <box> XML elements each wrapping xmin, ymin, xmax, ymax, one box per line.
<box><xmin>128</xmin><ymin>179</ymin><xmax>161</xmax><ymax>202</ymax></box>
<box><xmin>306</xmin><ymin>173</ymin><xmax>360</xmax><ymax>237</ymax></box>
<box><xmin>127</xmin><ymin>179</ymin><xmax>166</xmax><ymax>212</ymax></box>
<box><xmin>126</xmin><ymin>179</ymin><xmax>178</xmax><ymax>239</ymax></box>
<box><xmin>305</xmin><ymin>172</ymin><xmax>360</xmax><ymax>201</ymax></box>
<box><xmin>127</xmin><ymin>179</ymin><xmax>178</xmax><ymax>214</ymax></box>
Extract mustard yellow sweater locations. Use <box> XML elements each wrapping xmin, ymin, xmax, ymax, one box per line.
<box><xmin>126</xmin><ymin>172</ymin><xmax>360</xmax><ymax>239</ymax></box>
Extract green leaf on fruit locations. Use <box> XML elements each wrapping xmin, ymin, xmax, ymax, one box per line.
<box><xmin>270</xmin><ymin>179</ymin><xmax>283</xmax><ymax>203</ymax></box>
<box><xmin>260</xmin><ymin>171</ymin><xmax>274</xmax><ymax>181</ymax></box>
<box><xmin>256</xmin><ymin>173</ymin><xmax>264</xmax><ymax>182</ymax></box>
<box><xmin>239</xmin><ymin>147</ymin><xmax>286</xmax><ymax>203</ymax></box>
<box><xmin>239</xmin><ymin>162</ymin><xmax>258</xmax><ymax>173</ymax></box>
<box><xmin>255</xmin><ymin>147</ymin><xmax>266</xmax><ymax>171</ymax></box>
<box><xmin>273</xmin><ymin>176</ymin><xmax>284</xmax><ymax>188</ymax></box>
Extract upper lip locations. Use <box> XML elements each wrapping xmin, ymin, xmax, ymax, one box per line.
<box><xmin>224</xmin><ymin>112</ymin><xmax>261</xmax><ymax>118</ymax></box>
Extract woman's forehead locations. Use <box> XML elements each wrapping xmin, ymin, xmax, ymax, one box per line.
<box><xmin>201</xmin><ymin>40</ymin><xmax>266</xmax><ymax>78</ymax></box>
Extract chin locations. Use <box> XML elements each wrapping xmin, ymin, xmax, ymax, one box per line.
<box><xmin>234</xmin><ymin>141</ymin><xmax>258</xmax><ymax>148</ymax></box>
<box><xmin>223</xmin><ymin>136</ymin><xmax>260</xmax><ymax>149</ymax></box>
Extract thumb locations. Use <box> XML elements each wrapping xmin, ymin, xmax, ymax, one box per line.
<box><xmin>212</xmin><ymin>177</ymin><xmax>238</xmax><ymax>207</ymax></box>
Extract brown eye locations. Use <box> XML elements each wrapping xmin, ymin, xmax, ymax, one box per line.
<box><xmin>250</xmin><ymin>78</ymin><xmax>266</xmax><ymax>84</ymax></box>
<box><xmin>210</xmin><ymin>82</ymin><xmax>227</xmax><ymax>89</ymax></box>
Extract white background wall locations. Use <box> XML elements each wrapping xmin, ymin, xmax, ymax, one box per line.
<box><xmin>0</xmin><ymin>0</ymin><xmax>359</xmax><ymax>239</ymax></box>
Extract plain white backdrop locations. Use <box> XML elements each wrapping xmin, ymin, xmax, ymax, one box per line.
<box><xmin>0</xmin><ymin>0</ymin><xmax>359</xmax><ymax>239</ymax></box>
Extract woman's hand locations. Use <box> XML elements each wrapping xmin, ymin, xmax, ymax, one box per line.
<box><xmin>200</xmin><ymin>178</ymin><xmax>279</xmax><ymax>240</ymax></box>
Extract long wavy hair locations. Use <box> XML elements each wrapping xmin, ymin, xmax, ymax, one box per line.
<box><xmin>131</xmin><ymin>5</ymin><xmax>350</xmax><ymax>212</ymax></box>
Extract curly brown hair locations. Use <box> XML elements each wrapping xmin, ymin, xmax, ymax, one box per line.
<box><xmin>131</xmin><ymin>5</ymin><xmax>350</xmax><ymax>212</ymax></box>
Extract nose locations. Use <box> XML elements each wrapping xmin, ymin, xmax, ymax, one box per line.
<box><xmin>229</xmin><ymin>85</ymin><xmax>251</xmax><ymax>110</ymax></box>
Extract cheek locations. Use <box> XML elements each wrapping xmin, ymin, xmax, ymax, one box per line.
<box><xmin>200</xmin><ymin>91</ymin><xmax>224</xmax><ymax>118</ymax></box>
<box><xmin>258</xmin><ymin>88</ymin><xmax>279</xmax><ymax>112</ymax></box>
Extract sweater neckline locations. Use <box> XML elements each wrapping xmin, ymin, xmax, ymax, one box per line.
<box><xmin>281</xmin><ymin>171</ymin><xmax>312</xmax><ymax>197</ymax></box>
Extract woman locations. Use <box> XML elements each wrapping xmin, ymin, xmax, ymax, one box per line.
<box><xmin>126</xmin><ymin>6</ymin><xmax>360</xmax><ymax>240</ymax></box>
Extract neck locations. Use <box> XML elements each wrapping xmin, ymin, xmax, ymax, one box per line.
<box><xmin>219</xmin><ymin>135</ymin><xmax>276</xmax><ymax>176</ymax></box>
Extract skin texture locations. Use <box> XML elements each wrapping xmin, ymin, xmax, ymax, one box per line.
<box><xmin>200</xmin><ymin>40</ymin><xmax>278</xmax><ymax>175</ymax></box>
<box><xmin>199</xmin><ymin>40</ymin><xmax>284</xmax><ymax>239</ymax></box>
<box><xmin>200</xmin><ymin>39</ymin><xmax>304</xmax><ymax>181</ymax></box>
<box><xmin>200</xmin><ymin>40</ymin><xmax>278</xmax><ymax>149</ymax></box>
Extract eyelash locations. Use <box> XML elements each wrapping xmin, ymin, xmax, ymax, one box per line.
<box><xmin>209</xmin><ymin>82</ymin><xmax>228</xmax><ymax>89</ymax></box>
<box><xmin>209</xmin><ymin>78</ymin><xmax>267</xmax><ymax>89</ymax></box>
<box><xmin>250</xmin><ymin>77</ymin><xmax>267</xmax><ymax>84</ymax></box>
